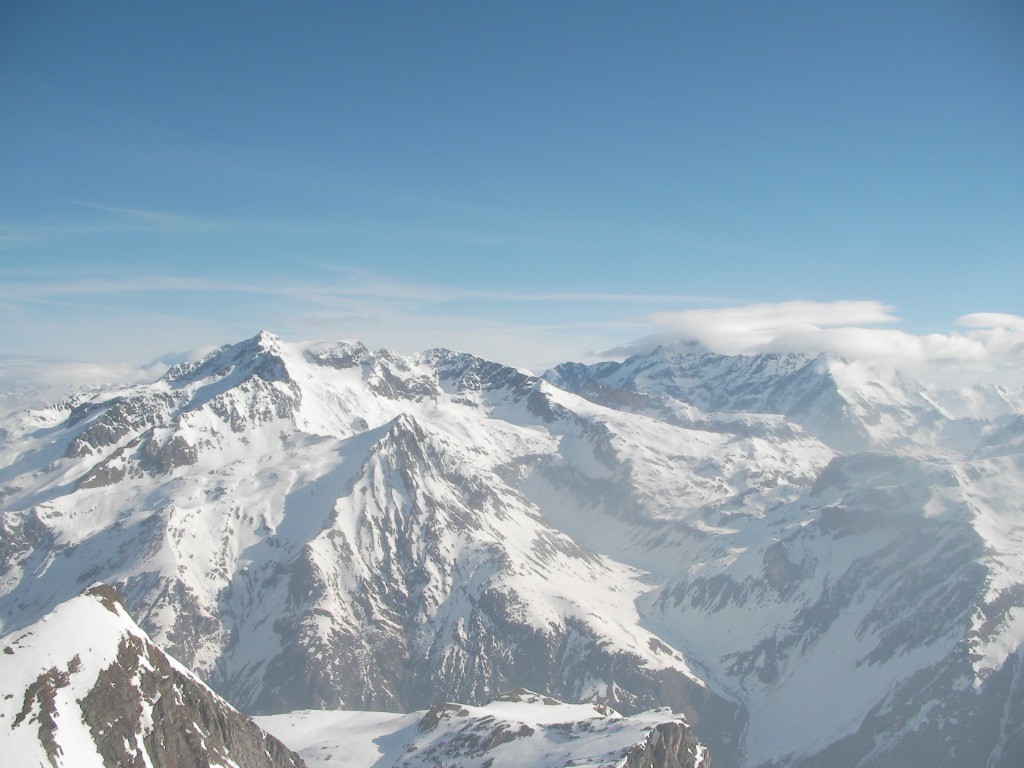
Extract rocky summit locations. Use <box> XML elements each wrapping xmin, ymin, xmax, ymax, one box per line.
<box><xmin>0</xmin><ymin>584</ymin><xmax>303</xmax><ymax>768</ymax></box>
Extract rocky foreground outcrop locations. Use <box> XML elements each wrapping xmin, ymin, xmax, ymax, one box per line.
<box><xmin>0</xmin><ymin>584</ymin><xmax>304</xmax><ymax>768</ymax></box>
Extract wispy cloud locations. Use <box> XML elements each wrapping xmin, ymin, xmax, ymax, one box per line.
<box><xmin>71</xmin><ymin>201</ymin><xmax>230</xmax><ymax>231</ymax></box>
<box><xmin>0</xmin><ymin>276</ymin><xmax>225</xmax><ymax>300</ymax></box>
<box><xmin>0</xmin><ymin>203</ymin><xmax>237</xmax><ymax>247</ymax></box>
<box><xmin>0</xmin><ymin>265</ymin><xmax>707</xmax><ymax>374</ymax></box>
<box><xmin>1</xmin><ymin>264</ymin><xmax>734</xmax><ymax>311</ymax></box>
<box><xmin>11</xmin><ymin>262</ymin><xmax>1018</xmax><ymax>387</ymax></box>
<box><xmin>0</xmin><ymin>201</ymin><xmax>533</xmax><ymax>251</ymax></box>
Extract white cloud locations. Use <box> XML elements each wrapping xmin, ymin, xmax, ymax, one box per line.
<box><xmin>0</xmin><ymin>360</ymin><xmax>154</xmax><ymax>418</ymax></box>
<box><xmin>0</xmin><ymin>342</ymin><xmax>222</xmax><ymax>418</ymax></box>
<box><xmin>957</xmin><ymin>313</ymin><xmax>1024</xmax><ymax>330</ymax></box>
<box><xmin>640</xmin><ymin>301</ymin><xmax>1024</xmax><ymax>387</ymax></box>
<box><xmin>648</xmin><ymin>300</ymin><xmax>899</xmax><ymax>355</ymax></box>
<box><xmin>4</xmin><ymin>261</ymin><xmax>1021</xmax><ymax>393</ymax></box>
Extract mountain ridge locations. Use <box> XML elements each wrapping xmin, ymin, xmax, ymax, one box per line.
<box><xmin>1</xmin><ymin>331</ymin><xmax>1021</xmax><ymax>767</ymax></box>
<box><xmin>0</xmin><ymin>583</ymin><xmax>305</xmax><ymax>768</ymax></box>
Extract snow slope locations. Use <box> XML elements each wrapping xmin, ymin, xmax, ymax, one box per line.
<box><xmin>544</xmin><ymin>345</ymin><xmax>974</xmax><ymax>453</ymax></box>
<box><xmin>0</xmin><ymin>584</ymin><xmax>302</xmax><ymax>768</ymax></box>
<box><xmin>257</xmin><ymin>689</ymin><xmax>710</xmax><ymax>768</ymax></box>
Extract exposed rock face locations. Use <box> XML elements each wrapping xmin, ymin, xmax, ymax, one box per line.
<box><xmin>624</xmin><ymin>721</ymin><xmax>712</xmax><ymax>768</ymax></box>
<box><xmin>0</xmin><ymin>585</ymin><xmax>304</xmax><ymax>768</ymax></box>
<box><xmin>80</xmin><ymin>634</ymin><xmax>303</xmax><ymax>768</ymax></box>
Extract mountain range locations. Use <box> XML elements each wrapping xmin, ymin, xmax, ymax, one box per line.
<box><xmin>1</xmin><ymin>331</ymin><xmax>1021</xmax><ymax>767</ymax></box>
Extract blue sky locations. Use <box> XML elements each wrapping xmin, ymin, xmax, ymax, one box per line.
<box><xmin>1</xmin><ymin>2</ymin><xmax>1022</xmax><ymax>377</ymax></box>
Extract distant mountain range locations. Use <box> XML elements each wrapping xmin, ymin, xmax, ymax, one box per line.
<box><xmin>1</xmin><ymin>331</ymin><xmax>1021</xmax><ymax>767</ymax></box>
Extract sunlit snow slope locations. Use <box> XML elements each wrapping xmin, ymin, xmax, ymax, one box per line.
<box><xmin>257</xmin><ymin>688</ymin><xmax>710</xmax><ymax>768</ymax></box>
<box><xmin>0</xmin><ymin>584</ymin><xmax>303</xmax><ymax>768</ymax></box>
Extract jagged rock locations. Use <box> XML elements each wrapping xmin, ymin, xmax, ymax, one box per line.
<box><xmin>0</xmin><ymin>585</ymin><xmax>304</xmax><ymax>768</ymax></box>
<box><xmin>624</xmin><ymin>721</ymin><xmax>712</xmax><ymax>768</ymax></box>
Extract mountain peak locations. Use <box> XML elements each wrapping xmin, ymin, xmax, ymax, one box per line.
<box><xmin>253</xmin><ymin>329</ymin><xmax>282</xmax><ymax>346</ymax></box>
<box><xmin>0</xmin><ymin>586</ymin><xmax>304</xmax><ymax>768</ymax></box>
<box><xmin>247</xmin><ymin>329</ymin><xmax>287</xmax><ymax>355</ymax></box>
<box><xmin>161</xmin><ymin>331</ymin><xmax>290</xmax><ymax>386</ymax></box>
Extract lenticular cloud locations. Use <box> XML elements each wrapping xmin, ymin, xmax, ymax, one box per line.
<box><xmin>648</xmin><ymin>300</ymin><xmax>899</xmax><ymax>355</ymax></box>
<box><xmin>646</xmin><ymin>300</ymin><xmax>1024</xmax><ymax>386</ymax></box>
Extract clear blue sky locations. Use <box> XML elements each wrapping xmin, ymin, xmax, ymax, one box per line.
<box><xmin>1</xmin><ymin>1</ymin><xmax>1022</xmax><ymax>372</ymax></box>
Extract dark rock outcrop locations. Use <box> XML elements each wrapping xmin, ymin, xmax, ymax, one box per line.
<box><xmin>624</xmin><ymin>720</ymin><xmax>712</xmax><ymax>768</ymax></box>
<box><xmin>1</xmin><ymin>585</ymin><xmax>306</xmax><ymax>768</ymax></box>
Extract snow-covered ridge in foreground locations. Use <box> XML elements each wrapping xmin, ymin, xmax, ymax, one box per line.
<box><xmin>0</xmin><ymin>584</ymin><xmax>303</xmax><ymax>768</ymax></box>
<box><xmin>257</xmin><ymin>688</ymin><xmax>710</xmax><ymax>768</ymax></box>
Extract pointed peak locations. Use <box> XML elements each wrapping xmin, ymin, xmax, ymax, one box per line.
<box><xmin>83</xmin><ymin>582</ymin><xmax>128</xmax><ymax>615</ymax></box>
<box><xmin>810</xmin><ymin>351</ymin><xmax>844</xmax><ymax>371</ymax></box>
<box><xmin>251</xmin><ymin>330</ymin><xmax>283</xmax><ymax>350</ymax></box>
<box><xmin>366</xmin><ymin>413</ymin><xmax>439</xmax><ymax>459</ymax></box>
<box><xmin>164</xmin><ymin>331</ymin><xmax>292</xmax><ymax>387</ymax></box>
<box><xmin>1</xmin><ymin>586</ymin><xmax>304</xmax><ymax>768</ymax></box>
<box><xmin>384</xmin><ymin>411</ymin><xmax>425</xmax><ymax>438</ymax></box>
<box><xmin>228</xmin><ymin>330</ymin><xmax>286</xmax><ymax>360</ymax></box>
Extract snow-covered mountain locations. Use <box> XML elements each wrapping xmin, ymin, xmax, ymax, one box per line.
<box><xmin>257</xmin><ymin>688</ymin><xmax>710</xmax><ymax>768</ymax></box>
<box><xmin>1</xmin><ymin>331</ymin><xmax>1021</xmax><ymax>767</ymax></box>
<box><xmin>543</xmin><ymin>344</ymin><xmax>986</xmax><ymax>452</ymax></box>
<box><xmin>545</xmin><ymin>344</ymin><xmax>1024</xmax><ymax>766</ymax></box>
<box><xmin>0</xmin><ymin>584</ymin><xmax>303</xmax><ymax>768</ymax></box>
<box><xmin>0</xmin><ymin>332</ymin><xmax>746</xmax><ymax>758</ymax></box>
<box><xmin>931</xmin><ymin>383</ymin><xmax>1024</xmax><ymax>421</ymax></box>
